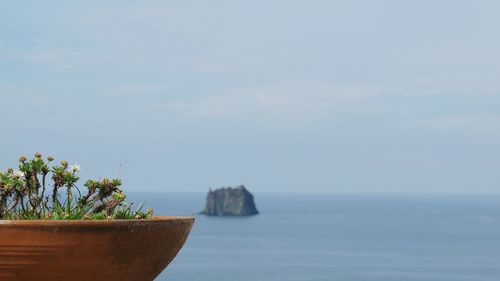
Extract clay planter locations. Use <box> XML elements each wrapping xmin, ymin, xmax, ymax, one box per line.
<box><xmin>0</xmin><ymin>216</ymin><xmax>194</xmax><ymax>281</ymax></box>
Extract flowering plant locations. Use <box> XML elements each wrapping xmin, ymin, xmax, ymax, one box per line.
<box><xmin>0</xmin><ymin>153</ymin><xmax>152</xmax><ymax>220</ymax></box>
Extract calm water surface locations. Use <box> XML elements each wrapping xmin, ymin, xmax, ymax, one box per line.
<box><xmin>128</xmin><ymin>193</ymin><xmax>500</xmax><ymax>281</ymax></box>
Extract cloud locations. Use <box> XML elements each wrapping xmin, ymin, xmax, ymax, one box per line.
<box><xmin>107</xmin><ymin>85</ymin><xmax>172</xmax><ymax>96</ymax></box>
<box><xmin>154</xmin><ymin>82</ymin><xmax>389</xmax><ymax>122</ymax></box>
<box><xmin>1</xmin><ymin>47</ymin><xmax>127</xmax><ymax>71</ymax></box>
<box><xmin>419</xmin><ymin>114</ymin><xmax>500</xmax><ymax>129</ymax></box>
<box><xmin>418</xmin><ymin>113</ymin><xmax>500</xmax><ymax>143</ymax></box>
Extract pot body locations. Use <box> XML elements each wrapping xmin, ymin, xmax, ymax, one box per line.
<box><xmin>0</xmin><ymin>216</ymin><xmax>194</xmax><ymax>281</ymax></box>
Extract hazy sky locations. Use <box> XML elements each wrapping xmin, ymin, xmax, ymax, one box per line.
<box><xmin>1</xmin><ymin>1</ymin><xmax>499</xmax><ymax>193</ymax></box>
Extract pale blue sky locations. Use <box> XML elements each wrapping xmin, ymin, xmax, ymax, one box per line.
<box><xmin>1</xmin><ymin>1</ymin><xmax>499</xmax><ymax>193</ymax></box>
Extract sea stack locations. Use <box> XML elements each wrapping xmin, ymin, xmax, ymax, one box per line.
<box><xmin>201</xmin><ymin>185</ymin><xmax>259</xmax><ymax>216</ymax></box>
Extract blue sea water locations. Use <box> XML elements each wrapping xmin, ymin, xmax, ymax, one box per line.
<box><xmin>129</xmin><ymin>193</ymin><xmax>500</xmax><ymax>281</ymax></box>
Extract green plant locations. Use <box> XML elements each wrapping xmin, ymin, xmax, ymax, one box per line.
<box><xmin>0</xmin><ymin>153</ymin><xmax>153</xmax><ymax>220</ymax></box>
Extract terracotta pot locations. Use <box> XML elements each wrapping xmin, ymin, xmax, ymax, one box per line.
<box><xmin>0</xmin><ymin>216</ymin><xmax>194</xmax><ymax>281</ymax></box>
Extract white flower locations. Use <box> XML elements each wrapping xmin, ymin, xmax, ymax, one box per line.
<box><xmin>70</xmin><ymin>164</ymin><xmax>81</xmax><ymax>172</ymax></box>
<box><xmin>12</xmin><ymin>170</ymin><xmax>25</xmax><ymax>178</ymax></box>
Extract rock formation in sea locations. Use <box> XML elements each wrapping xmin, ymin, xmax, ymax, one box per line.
<box><xmin>200</xmin><ymin>185</ymin><xmax>259</xmax><ymax>216</ymax></box>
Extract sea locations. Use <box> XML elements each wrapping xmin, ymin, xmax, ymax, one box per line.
<box><xmin>128</xmin><ymin>192</ymin><xmax>500</xmax><ymax>281</ymax></box>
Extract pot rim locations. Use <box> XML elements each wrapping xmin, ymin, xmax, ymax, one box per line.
<box><xmin>0</xmin><ymin>215</ymin><xmax>194</xmax><ymax>225</ymax></box>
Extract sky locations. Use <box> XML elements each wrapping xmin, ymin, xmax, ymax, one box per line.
<box><xmin>0</xmin><ymin>0</ymin><xmax>499</xmax><ymax>194</ymax></box>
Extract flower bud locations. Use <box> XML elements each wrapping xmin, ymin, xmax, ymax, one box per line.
<box><xmin>34</xmin><ymin>152</ymin><xmax>42</xmax><ymax>159</ymax></box>
<box><xmin>61</xmin><ymin>161</ymin><xmax>69</xmax><ymax>169</ymax></box>
<box><xmin>19</xmin><ymin>156</ymin><xmax>27</xmax><ymax>163</ymax></box>
<box><xmin>47</xmin><ymin>156</ymin><xmax>54</xmax><ymax>162</ymax></box>
<box><xmin>7</xmin><ymin>168</ymin><xmax>13</xmax><ymax>174</ymax></box>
